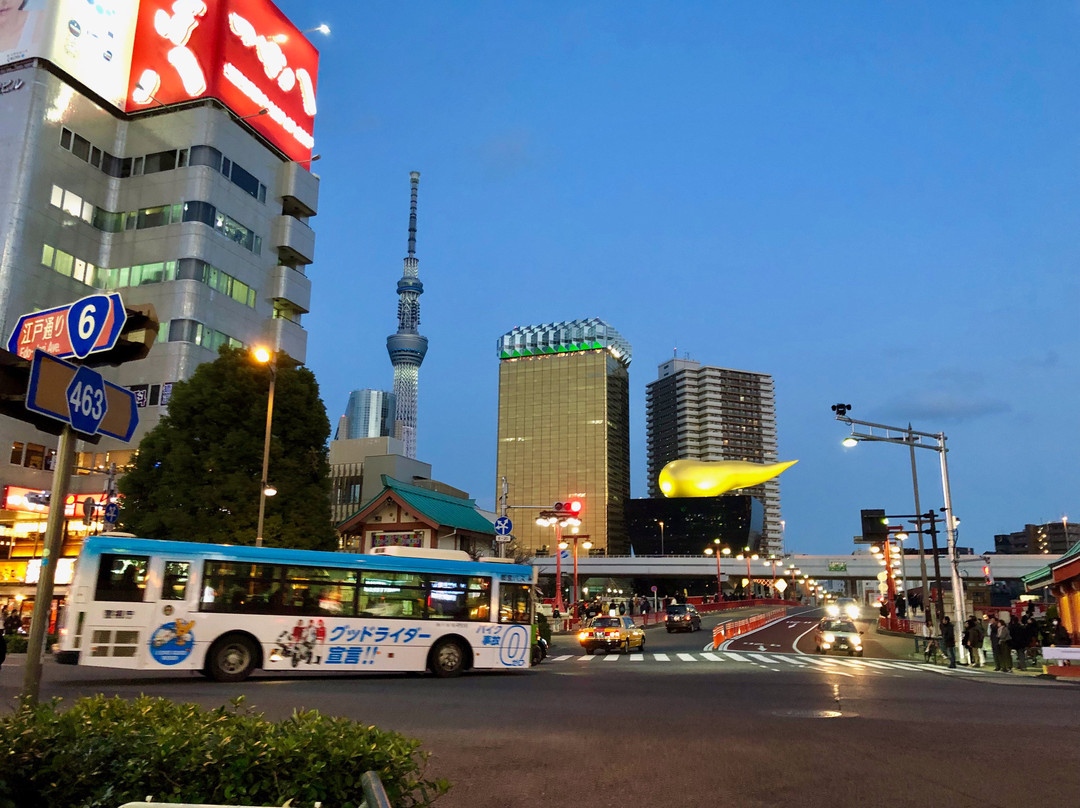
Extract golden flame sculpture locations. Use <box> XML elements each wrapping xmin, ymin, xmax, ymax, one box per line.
<box><xmin>658</xmin><ymin>459</ymin><xmax>798</xmax><ymax>498</ymax></box>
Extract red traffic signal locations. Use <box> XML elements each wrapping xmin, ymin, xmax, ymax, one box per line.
<box><xmin>983</xmin><ymin>565</ymin><xmax>994</xmax><ymax>585</ymax></box>
<box><xmin>568</xmin><ymin>499</ymin><xmax>583</xmax><ymax>515</ymax></box>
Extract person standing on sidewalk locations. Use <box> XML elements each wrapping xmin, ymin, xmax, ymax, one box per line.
<box><xmin>963</xmin><ymin>617</ymin><xmax>984</xmax><ymax>667</ymax></box>
<box><xmin>941</xmin><ymin>615</ymin><xmax>958</xmax><ymax>668</ymax></box>
<box><xmin>988</xmin><ymin>616</ymin><xmax>1002</xmax><ymax>670</ymax></box>
<box><xmin>997</xmin><ymin>617</ymin><xmax>1013</xmax><ymax>671</ymax></box>
<box><xmin>1008</xmin><ymin>615</ymin><xmax>1027</xmax><ymax>670</ymax></box>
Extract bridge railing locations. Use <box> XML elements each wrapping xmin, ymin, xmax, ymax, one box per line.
<box><xmin>711</xmin><ymin>607</ymin><xmax>789</xmax><ymax>649</ymax></box>
<box><xmin>546</xmin><ymin>598</ymin><xmax>794</xmax><ymax>635</ymax></box>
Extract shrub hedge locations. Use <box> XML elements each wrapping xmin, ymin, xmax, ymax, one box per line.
<box><xmin>0</xmin><ymin>695</ymin><xmax>450</xmax><ymax>808</ymax></box>
<box><xmin>3</xmin><ymin>635</ymin><xmax>55</xmax><ymax>654</ymax></box>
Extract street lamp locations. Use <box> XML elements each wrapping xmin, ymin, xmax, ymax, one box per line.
<box><xmin>834</xmin><ymin>407</ymin><xmax>962</xmax><ymax>634</ymax></box>
<box><xmin>735</xmin><ymin>549</ymin><xmax>759</xmax><ymax>599</ymax></box>
<box><xmin>763</xmin><ymin>555</ymin><xmax>784</xmax><ymax>598</ymax></box>
<box><xmin>705</xmin><ymin>539</ymin><xmax>725</xmax><ymax>600</ymax></box>
<box><xmin>658</xmin><ymin>520</ymin><xmax>665</xmax><ymax>556</ymax></box>
<box><xmin>252</xmin><ymin>347</ymin><xmax>277</xmax><ymax>548</ymax></box>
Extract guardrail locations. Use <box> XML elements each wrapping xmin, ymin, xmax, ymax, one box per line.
<box><xmin>118</xmin><ymin>769</ymin><xmax>392</xmax><ymax>808</ymax></box>
<box><xmin>878</xmin><ymin>615</ymin><xmax>918</xmax><ymax>634</ymax></box>
<box><xmin>547</xmin><ymin>598</ymin><xmax>796</xmax><ymax>635</ymax></box>
<box><xmin>711</xmin><ymin>607</ymin><xmax>788</xmax><ymax>649</ymax></box>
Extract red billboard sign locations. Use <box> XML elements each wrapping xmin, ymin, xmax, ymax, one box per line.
<box><xmin>126</xmin><ymin>0</ymin><xmax>319</xmax><ymax>162</ymax></box>
<box><xmin>2</xmin><ymin>487</ymin><xmax>109</xmax><ymax>517</ymax></box>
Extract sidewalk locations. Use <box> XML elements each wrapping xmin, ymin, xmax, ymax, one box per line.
<box><xmin>866</xmin><ymin>618</ymin><xmax>1047</xmax><ymax>678</ymax></box>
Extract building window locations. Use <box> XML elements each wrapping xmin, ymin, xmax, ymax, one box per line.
<box><xmin>9</xmin><ymin>442</ymin><xmax>24</xmax><ymax>465</ymax></box>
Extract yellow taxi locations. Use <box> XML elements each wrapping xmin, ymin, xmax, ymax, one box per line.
<box><xmin>578</xmin><ymin>616</ymin><xmax>646</xmax><ymax>654</ymax></box>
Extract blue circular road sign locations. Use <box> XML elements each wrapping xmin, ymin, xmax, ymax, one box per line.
<box><xmin>104</xmin><ymin>502</ymin><xmax>120</xmax><ymax>523</ymax></box>
<box><xmin>66</xmin><ymin>365</ymin><xmax>107</xmax><ymax>435</ymax></box>
<box><xmin>67</xmin><ymin>294</ymin><xmax>111</xmax><ymax>359</ymax></box>
<box><xmin>494</xmin><ymin>516</ymin><xmax>513</xmax><ymax>536</ymax></box>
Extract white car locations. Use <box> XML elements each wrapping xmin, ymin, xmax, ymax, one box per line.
<box><xmin>827</xmin><ymin>597</ymin><xmax>860</xmax><ymax>620</ymax></box>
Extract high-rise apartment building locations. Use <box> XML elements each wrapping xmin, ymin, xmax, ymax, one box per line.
<box><xmin>646</xmin><ymin>359</ymin><xmax>783</xmax><ymax>554</ymax></box>
<box><xmin>495</xmin><ymin>318</ymin><xmax>631</xmax><ymax>555</ymax></box>
<box><xmin>0</xmin><ymin>2</ymin><xmax>319</xmax><ymax>580</ymax></box>
<box><xmin>995</xmin><ymin>522</ymin><xmax>1077</xmax><ymax>555</ymax></box>
<box><xmin>336</xmin><ymin>390</ymin><xmax>395</xmax><ymax>440</ymax></box>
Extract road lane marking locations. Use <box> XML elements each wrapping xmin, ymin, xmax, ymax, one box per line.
<box><xmin>653</xmin><ymin>653</ymin><xmax>671</xmax><ymax>662</ymax></box>
<box><xmin>576</xmin><ymin>655</ymin><xmax>595</xmax><ymax>662</ymax></box>
<box><xmin>724</xmin><ymin>652</ymin><xmax>749</xmax><ymax>662</ymax></box>
<box><xmin>771</xmin><ymin>655</ymin><xmax>808</xmax><ymax>666</ymax></box>
<box><xmin>701</xmin><ymin>653</ymin><xmax>724</xmax><ymax>662</ymax></box>
<box><xmin>749</xmin><ymin>653</ymin><xmax>777</xmax><ymax>664</ymax></box>
<box><xmin>603</xmin><ymin>653</ymin><xmax>622</xmax><ymax>662</ymax></box>
<box><xmin>629</xmin><ymin>653</ymin><xmax>644</xmax><ymax>661</ymax></box>
<box><xmin>677</xmin><ymin>653</ymin><xmax>698</xmax><ymax>662</ymax></box>
<box><xmin>802</xmin><ymin>656</ymin><xmax>839</xmax><ymax>667</ymax></box>
<box><xmin>552</xmin><ymin>655</ymin><xmax>573</xmax><ymax>661</ymax></box>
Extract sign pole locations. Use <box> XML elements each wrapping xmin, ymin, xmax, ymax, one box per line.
<box><xmin>22</xmin><ymin>424</ymin><xmax>76</xmax><ymax>703</ymax></box>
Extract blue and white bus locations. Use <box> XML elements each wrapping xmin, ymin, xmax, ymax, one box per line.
<box><xmin>56</xmin><ymin>536</ymin><xmax>536</xmax><ymax>681</ymax></box>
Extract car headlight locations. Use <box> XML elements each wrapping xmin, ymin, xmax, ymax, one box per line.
<box><xmin>578</xmin><ymin>631</ymin><xmax>590</xmax><ymax>640</ymax></box>
<box><xmin>846</xmin><ymin>607</ymin><xmax>859</xmax><ymax>618</ymax></box>
<box><xmin>854</xmin><ymin>644</ymin><xmax>862</xmax><ymax>651</ymax></box>
<box><xmin>824</xmin><ymin>633</ymin><xmax>835</xmax><ymax>643</ymax></box>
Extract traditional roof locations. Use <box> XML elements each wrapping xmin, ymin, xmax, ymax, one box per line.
<box><xmin>338</xmin><ymin>475</ymin><xmax>495</xmax><ymax>535</ymax></box>
<box><xmin>1023</xmin><ymin>539</ymin><xmax>1080</xmax><ymax>590</ymax></box>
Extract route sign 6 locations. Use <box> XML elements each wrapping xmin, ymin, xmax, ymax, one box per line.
<box><xmin>6</xmin><ymin>292</ymin><xmax>126</xmax><ymax>360</ymax></box>
<box><xmin>66</xmin><ymin>366</ymin><xmax>107</xmax><ymax>434</ymax></box>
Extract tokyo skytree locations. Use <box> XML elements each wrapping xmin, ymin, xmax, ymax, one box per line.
<box><xmin>385</xmin><ymin>172</ymin><xmax>428</xmax><ymax>459</ymax></box>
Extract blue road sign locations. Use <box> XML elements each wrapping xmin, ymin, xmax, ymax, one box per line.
<box><xmin>104</xmin><ymin>502</ymin><xmax>120</xmax><ymax>523</ymax></box>
<box><xmin>66</xmin><ymin>366</ymin><xmax>107</xmax><ymax>435</ymax></box>
<box><xmin>7</xmin><ymin>292</ymin><xmax>126</xmax><ymax>360</ymax></box>
<box><xmin>494</xmin><ymin>516</ymin><xmax>513</xmax><ymax>536</ymax></box>
<box><xmin>25</xmin><ymin>350</ymin><xmax>139</xmax><ymax>441</ymax></box>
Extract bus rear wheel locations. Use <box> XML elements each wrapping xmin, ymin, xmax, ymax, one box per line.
<box><xmin>429</xmin><ymin>638</ymin><xmax>466</xmax><ymax>678</ymax></box>
<box><xmin>206</xmin><ymin>634</ymin><xmax>258</xmax><ymax>682</ymax></box>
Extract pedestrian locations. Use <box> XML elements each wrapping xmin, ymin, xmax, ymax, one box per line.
<box><xmin>988</xmin><ymin>616</ymin><xmax>1001</xmax><ymax>670</ymax></box>
<box><xmin>963</xmin><ymin>616</ymin><xmax>984</xmax><ymax>667</ymax></box>
<box><xmin>1023</xmin><ymin>615</ymin><xmax>1040</xmax><ymax>667</ymax></box>
<box><xmin>618</xmin><ymin>601</ymin><xmax>626</xmax><ymax>616</ymax></box>
<box><xmin>997</xmin><ymin>616</ymin><xmax>1013</xmax><ymax>671</ymax></box>
<box><xmin>940</xmin><ymin>615</ymin><xmax>957</xmax><ymax>668</ymax></box>
<box><xmin>1009</xmin><ymin>615</ymin><xmax>1028</xmax><ymax>671</ymax></box>
<box><xmin>1050</xmin><ymin>618</ymin><xmax>1071</xmax><ymax>646</ymax></box>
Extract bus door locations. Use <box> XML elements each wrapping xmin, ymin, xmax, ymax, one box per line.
<box><xmin>144</xmin><ymin>557</ymin><xmax>198</xmax><ymax>669</ymax></box>
<box><xmin>79</xmin><ymin>551</ymin><xmax>157</xmax><ymax>667</ymax></box>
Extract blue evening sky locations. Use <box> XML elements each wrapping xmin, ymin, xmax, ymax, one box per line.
<box><xmin>280</xmin><ymin>1</ymin><xmax>1079</xmax><ymax>555</ymax></box>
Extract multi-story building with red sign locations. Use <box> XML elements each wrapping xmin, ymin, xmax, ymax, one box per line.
<box><xmin>0</xmin><ymin>1</ymin><xmax>321</xmax><ymax>600</ymax></box>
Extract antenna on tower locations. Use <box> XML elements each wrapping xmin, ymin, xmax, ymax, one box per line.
<box><xmin>407</xmin><ymin>170</ymin><xmax>419</xmax><ymax>259</ymax></box>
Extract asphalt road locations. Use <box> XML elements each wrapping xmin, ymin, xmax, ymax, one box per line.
<box><xmin>3</xmin><ymin>610</ymin><xmax>1078</xmax><ymax>808</ymax></box>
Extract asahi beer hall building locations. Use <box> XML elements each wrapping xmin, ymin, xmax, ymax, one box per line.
<box><xmin>0</xmin><ymin>0</ymin><xmax>320</xmax><ymax>602</ymax></box>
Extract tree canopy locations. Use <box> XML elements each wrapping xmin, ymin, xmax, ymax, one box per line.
<box><xmin>118</xmin><ymin>347</ymin><xmax>336</xmax><ymax>550</ymax></box>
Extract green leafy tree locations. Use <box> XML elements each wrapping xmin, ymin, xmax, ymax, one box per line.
<box><xmin>118</xmin><ymin>346</ymin><xmax>335</xmax><ymax>550</ymax></box>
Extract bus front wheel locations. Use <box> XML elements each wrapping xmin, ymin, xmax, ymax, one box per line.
<box><xmin>206</xmin><ymin>634</ymin><xmax>258</xmax><ymax>682</ymax></box>
<box><xmin>429</xmin><ymin>638</ymin><xmax>466</xmax><ymax>678</ymax></box>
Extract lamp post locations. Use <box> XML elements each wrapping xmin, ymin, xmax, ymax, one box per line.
<box><xmin>572</xmin><ymin>535</ymin><xmax>593</xmax><ymax>607</ymax></box>
<box><xmin>834</xmin><ymin>407</ymin><xmax>964</xmax><ymax>637</ymax></box>
<box><xmin>658</xmin><ymin>520</ymin><xmax>665</xmax><ymax>556</ymax></box>
<box><xmin>735</xmin><ymin>548</ymin><xmax>758</xmax><ymax>599</ymax></box>
<box><xmin>252</xmin><ymin>347</ymin><xmax>278</xmax><ymax>548</ymax></box>
<box><xmin>705</xmin><ymin>539</ymin><xmax>724</xmax><ymax>600</ymax></box>
<box><xmin>763</xmin><ymin>555</ymin><xmax>784</xmax><ymax>598</ymax></box>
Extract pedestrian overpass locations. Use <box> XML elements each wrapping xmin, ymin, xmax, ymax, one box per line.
<box><xmin>529</xmin><ymin>553</ymin><xmax>1055</xmax><ymax>585</ymax></box>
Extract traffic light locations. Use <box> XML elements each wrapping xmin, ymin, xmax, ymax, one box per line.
<box><xmin>860</xmin><ymin>509</ymin><xmax>888</xmax><ymax>542</ymax></box>
<box><xmin>79</xmin><ymin>303</ymin><xmax>159</xmax><ymax>367</ymax></box>
<box><xmin>983</xmin><ymin>564</ymin><xmax>994</xmax><ymax>585</ymax></box>
<box><xmin>568</xmin><ymin>498</ymin><xmax>583</xmax><ymax>516</ymax></box>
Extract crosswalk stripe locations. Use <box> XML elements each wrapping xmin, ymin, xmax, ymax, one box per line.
<box><xmin>700</xmin><ymin>653</ymin><xmax>724</xmax><ymax>662</ymax></box>
<box><xmin>629</xmin><ymin>653</ymin><xmax>644</xmax><ymax>661</ymax></box>
<box><xmin>801</xmin><ymin>656</ymin><xmax>839</xmax><ymax>667</ymax></box>
<box><xmin>857</xmin><ymin>659</ymin><xmax>903</xmax><ymax>670</ymax></box>
<box><xmin>603</xmin><ymin>653</ymin><xmax>622</xmax><ymax>662</ymax></box>
<box><xmin>828</xmin><ymin>658</ymin><xmax>866</xmax><ymax>668</ymax></box>
<box><xmin>653</xmin><ymin>653</ymin><xmax>671</xmax><ymax>662</ymax></box>
<box><xmin>676</xmin><ymin>653</ymin><xmax>698</xmax><ymax>662</ymax></box>
<box><xmin>772</xmin><ymin>655</ymin><xmax>807</xmax><ymax>666</ymax></box>
<box><xmin>749</xmin><ymin>654</ymin><xmax>776</xmax><ymax>664</ymax></box>
<box><xmin>576</xmin><ymin>654</ymin><xmax>595</xmax><ymax>662</ymax></box>
<box><xmin>552</xmin><ymin>655</ymin><xmax>573</xmax><ymax>662</ymax></box>
<box><xmin>724</xmin><ymin>652</ymin><xmax>749</xmax><ymax>662</ymax></box>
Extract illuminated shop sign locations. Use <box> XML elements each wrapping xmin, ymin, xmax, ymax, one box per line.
<box><xmin>2</xmin><ymin>486</ymin><xmax>109</xmax><ymax>516</ymax></box>
<box><xmin>371</xmin><ymin>531</ymin><xmax>425</xmax><ymax>548</ymax></box>
<box><xmin>25</xmin><ymin>557</ymin><xmax>76</xmax><ymax>585</ymax></box>
<box><xmin>126</xmin><ymin>0</ymin><xmax>319</xmax><ymax>162</ymax></box>
<box><xmin>1</xmin><ymin>1</ymin><xmax>318</xmax><ymax>162</ymax></box>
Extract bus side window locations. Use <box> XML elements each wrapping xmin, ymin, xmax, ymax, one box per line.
<box><xmin>94</xmin><ymin>554</ymin><xmax>150</xmax><ymax>603</ymax></box>
<box><xmin>161</xmin><ymin>561</ymin><xmax>190</xmax><ymax>601</ymax></box>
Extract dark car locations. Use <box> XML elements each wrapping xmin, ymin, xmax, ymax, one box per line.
<box><xmin>665</xmin><ymin>604</ymin><xmax>702</xmax><ymax>633</ymax></box>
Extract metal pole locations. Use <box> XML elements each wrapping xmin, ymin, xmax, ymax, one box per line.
<box><xmin>23</xmin><ymin>424</ymin><xmax>76</xmax><ymax>703</ymax></box>
<box><xmin>659</xmin><ymin>521</ymin><xmax>664</xmax><ymax>556</ymax></box>
<box><xmin>554</xmin><ymin>523</ymin><xmax>564</xmax><ymax>614</ymax></box>
<box><xmin>715</xmin><ymin>553</ymin><xmax>722</xmax><ymax>599</ymax></box>
<box><xmin>498</xmin><ymin>476</ymin><xmax>508</xmax><ymax>558</ymax></box>
<box><xmin>255</xmin><ymin>361</ymin><xmax>276</xmax><ymax>548</ymax></box>
<box><xmin>572</xmin><ymin>536</ymin><xmax>579</xmax><ymax>608</ymax></box>
<box><xmin>908</xmin><ymin>428</ymin><xmax>932</xmax><ymax>628</ymax></box>
<box><xmin>938</xmin><ymin>433</ymin><xmax>967</xmax><ymax>642</ymax></box>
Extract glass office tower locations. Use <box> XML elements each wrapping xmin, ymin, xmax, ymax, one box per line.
<box><xmin>336</xmin><ymin>390</ymin><xmax>395</xmax><ymax>440</ymax></box>
<box><xmin>496</xmin><ymin>318</ymin><xmax>631</xmax><ymax>555</ymax></box>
